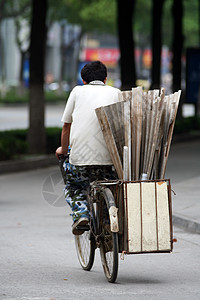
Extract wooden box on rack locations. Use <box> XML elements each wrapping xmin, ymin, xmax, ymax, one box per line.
<box><xmin>119</xmin><ymin>179</ymin><xmax>173</xmax><ymax>254</ymax></box>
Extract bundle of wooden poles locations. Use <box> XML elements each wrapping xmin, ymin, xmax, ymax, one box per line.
<box><xmin>96</xmin><ymin>86</ymin><xmax>181</xmax><ymax>181</ymax></box>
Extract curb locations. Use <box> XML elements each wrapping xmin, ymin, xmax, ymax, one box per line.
<box><xmin>0</xmin><ymin>155</ymin><xmax>57</xmax><ymax>175</ymax></box>
<box><xmin>172</xmin><ymin>214</ymin><xmax>200</xmax><ymax>234</ymax></box>
<box><xmin>172</xmin><ymin>133</ymin><xmax>200</xmax><ymax>144</ymax></box>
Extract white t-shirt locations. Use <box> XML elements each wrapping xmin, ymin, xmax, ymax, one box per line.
<box><xmin>61</xmin><ymin>81</ymin><xmax>121</xmax><ymax>166</ymax></box>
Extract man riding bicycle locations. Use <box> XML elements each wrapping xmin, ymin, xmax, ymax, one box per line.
<box><xmin>56</xmin><ymin>61</ymin><xmax>121</xmax><ymax>235</ymax></box>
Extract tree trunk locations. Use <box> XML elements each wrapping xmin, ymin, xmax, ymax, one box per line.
<box><xmin>28</xmin><ymin>0</ymin><xmax>47</xmax><ymax>153</ymax></box>
<box><xmin>117</xmin><ymin>0</ymin><xmax>136</xmax><ymax>90</ymax></box>
<box><xmin>17</xmin><ymin>50</ymin><xmax>27</xmax><ymax>96</ymax></box>
<box><xmin>150</xmin><ymin>0</ymin><xmax>165</xmax><ymax>90</ymax></box>
<box><xmin>172</xmin><ymin>0</ymin><xmax>183</xmax><ymax>93</ymax></box>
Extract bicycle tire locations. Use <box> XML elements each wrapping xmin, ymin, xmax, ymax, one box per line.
<box><xmin>75</xmin><ymin>228</ymin><xmax>95</xmax><ymax>271</ymax></box>
<box><xmin>98</xmin><ymin>188</ymin><xmax>119</xmax><ymax>283</ymax></box>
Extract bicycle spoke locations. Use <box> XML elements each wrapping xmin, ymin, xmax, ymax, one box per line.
<box><xmin>75</xmin><ymin>230</ymin><xmax>95</xmax><ymax>271</ymax></box>
<box><xmin>99</xmin><ymin>188</ymin><xmax>118</xmax><ymax>283</ymax></box>
<box><xmin>77</xmin><ymin>232</ymin><xmax>90</xmax><ymax>264</ymax></box>
<box><xmin>105</xmin><ymin>251</ymin><xmax>114</xmax><ymax>273</ymax></box>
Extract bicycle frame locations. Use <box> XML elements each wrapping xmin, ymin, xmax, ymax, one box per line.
<box><xmin>88</xmin><ymin>180</ymin><xmax>120</xmax><ymax>236</ymax></box>
<box><xmin>58</xmin><ymin>154</ymin><xmax>119</xmax><ymax>236</ymax></box>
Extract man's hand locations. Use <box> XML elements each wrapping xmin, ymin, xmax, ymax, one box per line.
<box><xmin>56</xmin><ymin>123</ymin><xmax>71</xmax><ymax>159</ymax></box>
<box><xmin>55</xmin><ymin>146</ymin><xmax>64</xmax><ymax>159</ymax></box>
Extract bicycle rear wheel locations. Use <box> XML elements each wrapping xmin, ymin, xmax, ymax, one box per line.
<box><xmin>75</xmin><ymin>227</ymin><xmax>95</xmax><ymax>271</ymax></box>
<box><xmin>98</xmin><ymin>188</ymin><xmax>119</xmax><ymax>283</ymax></box>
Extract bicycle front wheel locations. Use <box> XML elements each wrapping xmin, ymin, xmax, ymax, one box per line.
<box><xmin>98</xmin><ymin>188</ymin><xmax>119</xmax><ymax>283</ymax></box>
<box><xmin>75</xmin><ymin>228</ymin><xmax>95</xmax><ymax>271</ymax></box>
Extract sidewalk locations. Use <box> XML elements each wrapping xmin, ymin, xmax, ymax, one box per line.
<box><xmin>172</xmin><ymin>176</ymin><xmax>200</xmax><ymax>234</ymax></box>
<box><xmin>0</xmin><ymin>154</ymin><xmax>57</xmax><ymax>174</ymax></box>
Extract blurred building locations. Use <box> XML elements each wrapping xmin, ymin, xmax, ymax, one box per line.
<box><xmin>0</xmin><ymin>18</ymin><xmax>172</xmax><ymax>92</ymax></box>
<box><xmin>0</xmin><ymin>19</ymin><xmax>20</xmax><ymax>88</ymax></box>
<box><xmin>0</xmin><ymin>19</ymin><xmax>81</xmax><ymax>91</ymax></box>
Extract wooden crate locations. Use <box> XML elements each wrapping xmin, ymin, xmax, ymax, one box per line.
<box><xmin>120</xmin><ymin>179</ymin><xmax>173</xmax><ymax>254</ymax></box>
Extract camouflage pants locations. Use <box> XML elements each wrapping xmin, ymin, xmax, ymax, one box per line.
<box><xmin>64</xmin><ymin>160</ymin><xmax>117</xmax><ymax>222</ymax></box>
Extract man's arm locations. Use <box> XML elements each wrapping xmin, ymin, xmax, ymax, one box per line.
<box><xmin>56</xmin><ymin>122</ymin><xmax>71</xmax><ymax>158</ymax></box>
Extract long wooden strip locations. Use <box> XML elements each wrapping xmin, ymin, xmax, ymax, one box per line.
<box><xmin>153</xmin><ymin>93</ymin><xmax>168</xmax><ymax>178</ymax></box>
<box><xmin>121</xmin><ymin>90</ymin><xmax>132</xmax><ymax>102</ymax></box>
<box><xmin>160</xmin><ymin>90</ymin><xmax>181</xmax><ymax>178</ymax></box>
<box><xmin>141</xmin><ymin>182</ymin><xmax>157</xmax><ymax>251</ymax></box>
<box><xmin>123</xmin><ymin>146</ymin><xmax>129</xmax><ymax>181</ymax></box>
<box><xmin>103</xmin><ymin>102</ymin><xmax>125</xmax><ymax>161</ymax></box>
<box><xmin>131</xmin><ymin>88</ymin><xmax>137</xmax><ymax>180</ymax></box>
<box><xmin>135</xmin><ymin>87</ymin><xmax>143</xmax><ymax>180</ymax></box>
<box><xmin>124</xmin><ymin>101</ymin><xmax>131</xmax><ymax>180</ymax></box>
<box><xmin>147</xmin><ymin>89</ymin><xmax>165</xmax><ymax>179</ymax></box>
<box><xmin>140</xmin><ymin>91</ymin><xmax>147</xmax><ymax>174</ymax></box>
<box><xmin>146</xmin><ymin>90</ymin><xmax>161</xmax><ymax>178</ymax></box>
<box><xmin>131</xmin><ymin>87</ymin><xmax>143</xmax><ymax>180</ymax></box>
<box><xmin>95</xmin><ymin>107</ymin><xmax>123</xmax><ymax>179</ymax></box>
<box><xmin>156</xmin><ymin>181</ymin><xmax>171</xmax><ymax>251</ymax></box>
<box><xmin>127</xmin><ymin>183</ymin><xmax>141</xmax><ymax>252</ymax></box>
<box><xmin>142</xmin><ymin>90</ymin><xmax>153</xmax><ymax>175</ymax></box>
<box><xmin>157</xmin><ymin>95</ymin><xmax>169</xmax><ymax>178</ymax></box>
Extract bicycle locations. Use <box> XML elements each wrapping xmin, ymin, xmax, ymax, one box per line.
<box><xmin>58</xmin><ymin>154</ymin><xmax>173</xmax><ymax>283</ymax></box>
<box><xmin>58</xmin><ymin>154</ymin><xmax>120</xmax><ymax>283</ymax></box>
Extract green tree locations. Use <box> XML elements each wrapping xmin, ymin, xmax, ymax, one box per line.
<box><xmin>62</xmin><ymin>0</ymin><xmax>116</xmax><ymax>33</ymax></box>
<box><xmin>0</xmin><ymin>0</ymin><xmax>30</xmax><ymax>21</ymax></box>
<box><xmin>62</xmin><ymin>0</ymin><xmax>137</xmax><ymax>89</ymax></box>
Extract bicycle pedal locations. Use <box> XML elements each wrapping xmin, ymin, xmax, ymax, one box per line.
<box><xmin>76</xmin><ymin>225</ymin><xmax>90</xmax><ymax>231</ymax></box>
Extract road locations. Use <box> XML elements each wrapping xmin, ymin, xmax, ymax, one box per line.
<box><xmin>0</xmin><ymin>141</ymin><xmax>200</xmax><ymax>299</ymax></box>
<box><xmin>0</xmin><ymin>104</ymin><xmax>65</xmax><ymax>130</ymax></box>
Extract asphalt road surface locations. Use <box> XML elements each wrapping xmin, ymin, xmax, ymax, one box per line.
<box><xmin>1</xmin><ymin>141</ymin><xmax>200</xmax><ymax>299</ymax></box>
<box><xmin>0</xmin><ymin>104</ymin><xmax>65</xmax><ymax>130</ymax></box>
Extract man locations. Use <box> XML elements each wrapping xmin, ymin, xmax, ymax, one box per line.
<box><xmin>56</xmin><ymin>61</ymin><xmax>121</xmax><ymax>235</ymax></box>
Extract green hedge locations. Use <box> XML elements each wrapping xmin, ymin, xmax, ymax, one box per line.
<box><xmin>0</xmin><ymin>129</ymin><xmax>28</xmax><ymax>160</ymax></box>
<box><xmin>0</xmin><ymin>89</ymin><xmax>69</xmax><ymax>104</ymax></box>
<box><xmin>0</xmin><ymin>116</ymin><xmax>200</xmax><ymax>161</ymax></box>
<box><xmin>0</xmin><ymin>127</ymin><xmax>62</xmax><ymax>161</ymax></box>
<box><xmin>173</xmin><ymin>116</ymin><xmax>200</xmax><ymax>134</ymax></box>
<box><xmin>46</xmin><ymin>127</ymin><xmax>61</xmax><ymax>154</ymax></box>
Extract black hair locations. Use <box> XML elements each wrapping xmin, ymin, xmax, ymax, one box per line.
<box><xmin>81</xmin><ymin>60</ymin><xmax>107</xmax><ymax>83</ymax></box>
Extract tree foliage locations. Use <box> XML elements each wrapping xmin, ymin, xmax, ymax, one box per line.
<box><xmin>134</xmin><ymin>0</ymin><xmax>199</xmax><ymax>50</ymax></box>
<box><xmin>1</xmin><ymin>0</ymin><xmax>199</xmax><ymax>50</ymax></box>
<box><xmin>62</xmin><ymin>0</ymin><xmax>116</xmax><ymax>33</ymax></box>
<box><xmin>0</xmin><ymin>0</ymin><xmax>30</xmax><ymax>21</ymax></box>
